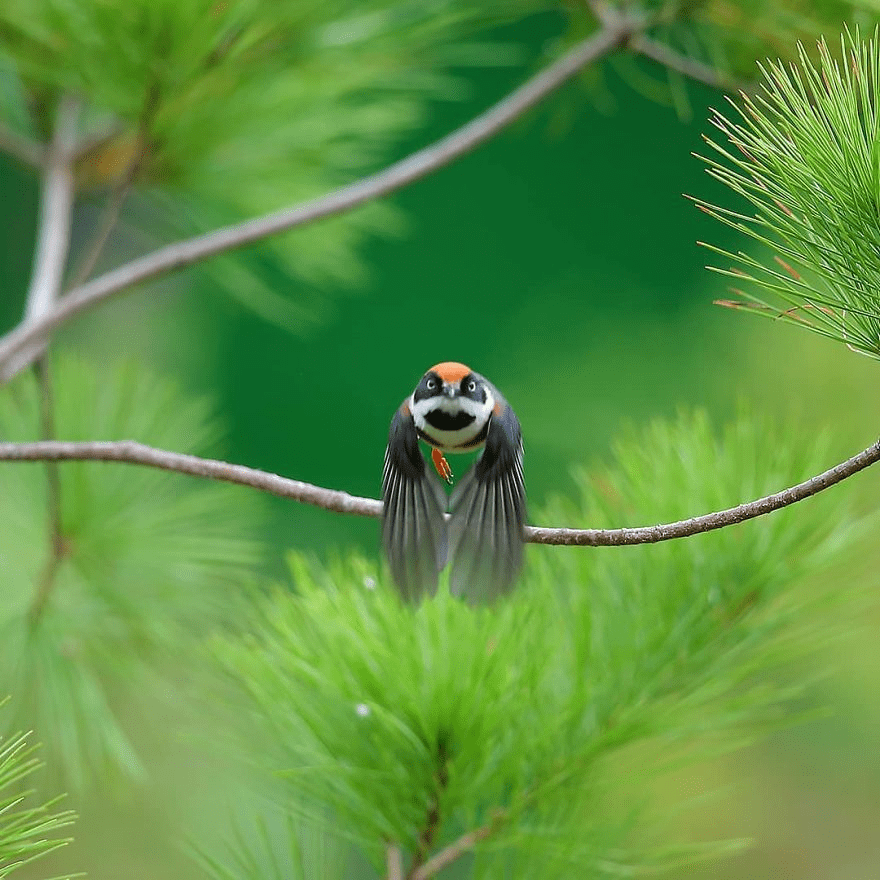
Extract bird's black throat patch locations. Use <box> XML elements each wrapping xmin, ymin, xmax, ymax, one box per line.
<box><xmin>425</xmin><ymin>409</ymin><xmax>476</xmax><ymax>431</ymax></box>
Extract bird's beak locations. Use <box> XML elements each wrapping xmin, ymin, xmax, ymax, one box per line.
<box><xmin>443</xmin><ymin>383</ymin><xmax>457</xmax><ymax>398</ymax></box>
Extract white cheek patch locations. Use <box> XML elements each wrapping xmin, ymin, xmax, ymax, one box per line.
<box><xmin>410</xmin><ymin>393</ymin><xmax>427</xmax><ymax>430</ymax></box>
<box><xmin>434</xmin><ymin>395</ymin><xmax>491</xmax><ymax>416</ymax></box>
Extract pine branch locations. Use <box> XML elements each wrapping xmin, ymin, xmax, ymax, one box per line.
<box><xmin>22</xmin><ymin>98</ymin><xmax>79</xmax><ymax>324</ymax></box>
<box><xmin>0</xmin><ymin>437</ymin><xmax>876</xmax><ymax>546</ymax></box>
<box><xmin>0</xmin><ymin>439</ymin><xmax>381</xmax><ymax>515</ymax></box>
<box><xmin>386</xmin><ymin>845</ymin><xmax>404</xmax><ymax>880</ymax></box>
<box><xmin>0</xmin><ymin>19</ymin><xmax>637</xmax><ymax>383</ymax></box>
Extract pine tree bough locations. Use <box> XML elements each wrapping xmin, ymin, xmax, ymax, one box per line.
<box><xmin>0</xmin><ymin>20</ymin><xmax>638</xmax><ymax>383</ymax></box>
<box><xmin>0</xmin><ymin>437</ymin><xmax>877</xmax><ymax>546</ymax></box>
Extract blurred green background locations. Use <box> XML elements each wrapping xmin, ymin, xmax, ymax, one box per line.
<box><xmin>2</xmin><ymin>8</ymin><xmax>879</xmax><ymax>879</ymax></box>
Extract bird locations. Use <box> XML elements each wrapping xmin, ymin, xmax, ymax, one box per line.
<box><xmin>381</xmin><ymin>362</ymin><xmax>526</xmax><ymax>601</ymax></box>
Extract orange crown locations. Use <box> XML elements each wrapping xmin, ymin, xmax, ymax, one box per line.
<box><xmin>429</xmin><ymin>361</ymin><xmax>471</xmax><ymax>382</ymax></box>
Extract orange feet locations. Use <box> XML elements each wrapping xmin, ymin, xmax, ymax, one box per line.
<box><xmin>431</xmin><ymin>448</ymin><xmax>454</xmax><ymax>484</ymax></box>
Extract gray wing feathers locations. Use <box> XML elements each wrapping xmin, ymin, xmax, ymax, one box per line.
<box><xmin>381</xmin><ymin>406</ymin><xmax>448</xmax><ymax>600</ymax></box>
<box><xmin>449</xmin><ymin>401</ymin><xmax>526</xmax><ymax>601</ymax></box>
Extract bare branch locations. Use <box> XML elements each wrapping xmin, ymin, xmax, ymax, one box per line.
<box><xmin>528</xmin><ymin>436</ymin><xmax>880</xmax><ymax>545</ymax></box>
<box><xmin>0</xmin><ymin>125</ymin><xmax>45</xmax><ymax>168</ymax></box>
<box><xmin>3</xmin><ymin>99</ymin><xmax>80</xmax><ymax>380</ymax></box>
<box><xmin>23</xmin><ymin>98</ymin><xmax>79</xmax><ymax>323</ymax></box>
<box><xmin>0</xmin><ymin>440</ymin><xmax>382</xmax><ymax>516</ymax></box>
<box><xmin>411</xmin><ymin>822</ymin><xmax>495</xmax><ymax>880</ymax></box>
<box><xmin>0</xmin><ymin>20</ymin><xmax>637</xmax><ymax>382</ymax></box>
<box><xmin>0</xmin><ymin>437</ymin><xmax>877</xmax><ymax>546</ymax></box>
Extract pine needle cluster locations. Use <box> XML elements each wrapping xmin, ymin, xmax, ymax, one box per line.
<box><xmin>698</xmin><ymin>29</ymin><xmax>880</xmax><ymax>358</ymax></box>
<box><xmin>0</xmin><ymin>356</ymin><xmax>263</xmax><ymax>787</ymax></box>
<box><xmin>0</xmin><ymin>706</ymin><xmax>75</xmax><ymax>879</ymax></box>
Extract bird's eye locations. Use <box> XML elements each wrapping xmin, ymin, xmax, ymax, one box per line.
<box><xmin>426</xmin><ymin>378</ymin><xmax>436</xmax><ymax>390</ymax></box>
<box><xmin>467</xmin><ymin>380</ymin><xmax>477</xmax><ymax>392</ymax></box>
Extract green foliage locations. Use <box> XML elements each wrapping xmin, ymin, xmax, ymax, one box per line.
<box><xmin>0</xmin><ymin>709</ymin><xmax>75</xmax><ymax>879</ymax></box>
<box><xmin>213</xmin><ymin>410</ymin><xmax>847</xmax><ymax>878</ymax></box>
<box><xmin>697</xmin><ymin>29</ymin><xmax>880</xmax><ymax>358</ymax></box>
<box><xmin>0</xmin><ymin>0</ymin><xmax>551</xmax><ymax>328</ymax></box>
<box><xmin>0</xmin><ymin>355</ymin><xmax>264</xmax><ymax>787</ymax></box>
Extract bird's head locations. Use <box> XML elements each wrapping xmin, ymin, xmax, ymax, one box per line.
<box><xmin>416</xmin><ymin>362</ymin><xmax>484</xmax><ymax>404</ymax></box>
<box><xmin>410</xmin><ymin>362</ymin><xmax>495</xmax><ymax>449</ymax></box>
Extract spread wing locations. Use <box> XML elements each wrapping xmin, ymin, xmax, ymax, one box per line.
<box><xmin>449</xmin><ymin>401</ymin><xmax>526</xmax><ymax>601</ymax></box>
<box><xmin>381</xmin><ymin>403</ymin><xmax>448</xmax><ymax>601</ymax></box>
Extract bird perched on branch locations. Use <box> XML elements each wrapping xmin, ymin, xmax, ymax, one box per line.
<box><xmin>381</xmin><ymin>362</ymin><xmax>526</xmax><ymax>601</ymax></box>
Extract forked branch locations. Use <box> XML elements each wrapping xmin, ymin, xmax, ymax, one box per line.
<box><xmin>0</xmin><ymin>437</ymin><xmax>876</xmax><ymax>546</ymax></box>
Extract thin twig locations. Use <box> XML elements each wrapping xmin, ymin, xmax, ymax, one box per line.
<box><xmin>68</xmin><ymin>80</ymin><xmax>159</xmax><ymax>287</ymax></box>
<box><xmin>0</xmin><ymin>20</ymin><xmax>637</xmax><ymax>382</ymax></box>
<box><xmin>0</xmin><ymin>125</ymin><xmax>45</xmax><ymax>168</ymax></box>
<box><xmin>68</xmin><ymin>171</ymin><xmax>137</xmax><ymax>288</ymax></box>
<box><xmin>0</xmin><ymin>437</ymin><xmax>876</xmax><ymax>546</ymax></box>
<box><xmin>386</xmin><ymin>845</ymin><xmax>404</xmax><ymax>880</ymax></box>
<box><xmin>630</xmin><ymin>34</ymin><xmax>744</xmax><ymax>92</ymax></box>
<box><xmin>410</xmin><ymin>821</ymin><xmax>495</xmax><ymax>880</ymax></box>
